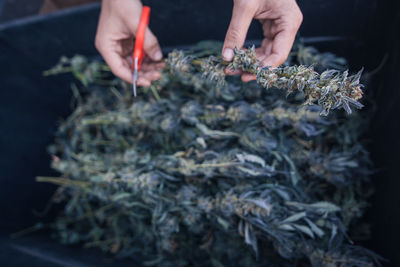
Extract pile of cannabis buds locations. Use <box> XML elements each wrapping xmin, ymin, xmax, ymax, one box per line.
<box><xmin>40</xmin><ymin>41</ymin><xmax>381</xmax><ymax>266</ymax></box>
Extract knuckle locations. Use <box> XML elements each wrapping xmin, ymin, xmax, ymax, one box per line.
<box><xmin>283</xmin><ymin>23</ymin><xmax>296</xmax><ymax>34</ymax></box>
<box><xmin>227</xmin><ymin>28</ymin><xmax>242</xmax><ymax>44</ymax></box>
<box><xmin>289</xmin><ymin>24</ymin><xmax>299</xmax><ymax>33</ymax></box>
<box><xmin>146</xmin><ymin>40</ymin><xmax>159</xmax><ymax>52</ymax></box>
<box><xmin>288</xmin><ymin>17</ymin><xmax>302</xmax><ymax>33</ymax></box>
<box><xmin>296</xmin><ymin>10</ymin><xmax>303</xmax><ymax>25</ymax></box>
<box><xmin>234</xmin><ymin>0</ymin><xmax>256</xmax><ymax>11</ymax></box>
<box><xmin>144</xmin><ymin>32</ymin><xmax>159</xmax><ymax>50</ymax></box>
<box><xmin>291</xmin><ymin>5</ymin><xmax>303</xmax><ymax>26</ymax></box>
<box><xmin>94</xmin><ymin>36</ymin><xmax>102</xmax><ymax>51</ymax></box>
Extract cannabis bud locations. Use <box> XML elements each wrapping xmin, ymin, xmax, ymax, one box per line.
<box><xmin>230</xmin><ymin>47</ymin><xmax>364</xmax><ymax>115</ymax></box>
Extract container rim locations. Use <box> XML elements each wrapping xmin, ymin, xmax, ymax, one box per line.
<box><xmin>0</xmin><ymin>3</ymin><xmax>100</xmax><ymax>31</ymax></box>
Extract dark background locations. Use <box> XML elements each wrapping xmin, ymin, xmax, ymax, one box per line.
<box><xmin>0</xmin><ymin>0</ymin><xmax>43</xmax><ymax>22</ymax></box>
<box><xmin>0</xmin><ymin>0</ymin><xmax>399</xmax><ymax>266</ymax></box>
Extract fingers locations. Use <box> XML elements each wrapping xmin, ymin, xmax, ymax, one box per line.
<box><xmin>261</xmin><ymin>29</ymin><xmax>295</xmax><ymax>68</ymax></box>
<box><xmin>137</xmin><ymin>58</ymin><xmax>164</xmax><ymax>86</ymax></box>
<box><xmin>96</xmin><ymin>28</ymin><xmax>163</xmax><ymax>85</ymax></box>
<box><xmin>260</xmin><ymin>6</ymin><xmax>302</xmax><ymax>68</ymax></box>
<box><xmin>124</xmin><ymin>8</ymin><xmax>163</xmax><ymax>62</ymax></box>
<box><xmin>223</xmin><ymin>0</ymin><xmax>302</xmax><ymax>81</ymax></box>
<box><xmin>140</xmin><ymin>59</ymin><xmax>165</xmax><ymax>72</ymax></box>
<box><xmin>256</xmin><ymin>39</ymin><xmax>272</xmax><ymax>60</ymax></box>
<box><xmin>95</xmin><ymin>0</ymin><xmax>163</xmax><ymax>86</ymax></box>
<box><xmin>240</xmin><ymin>21</ymin><xmax>299</xmax><ymax>81</ymax></box>
<box><xmin>100</xmin><ymin>48</ymin><xmax>133</xmax><ymax>84</ymax></box>
<box><xmin>98</xmin><ymin>45</ymin><xmax>163</xmax><ymax>86</ymax></box>
<box><xmin>137</xmin><ymin>69</ymin><xmax>161</xmax><ymax>87</ymax></box>
<box><xmin>137</xmin><ymin>70</ymin><xmax>161</xmax><ymax>87</ymax></box>
<box><xmin>222</xmin><ymin>0</ymin><xmax>257</xmax><ymax>61</ymax></box>
<box><xmin>143</xmin><ymin>28</ymin><xmax>163</xmax><ymax>61</ymax></box>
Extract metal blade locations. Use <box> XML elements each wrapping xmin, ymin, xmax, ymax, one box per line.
<box><xmin>133</xmin><ymin>57</ymin><xmax>138</xmax><ymax>98</ymax></box>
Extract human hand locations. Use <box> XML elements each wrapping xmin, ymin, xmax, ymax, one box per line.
<box><xmin>95</xmin><ymin>0</ymin><xmax>164</xmax><ymax>86</ymax></box>
<box><xmin>222</xmin><ymin>0</ymin><xmax>303</xmax><ymax>81</ymax></box>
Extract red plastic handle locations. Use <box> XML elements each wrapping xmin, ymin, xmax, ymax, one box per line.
<box><xmin>133</xmin><ymin>6</ymin><xmax>151</xmax><ymax>71</ymax></box>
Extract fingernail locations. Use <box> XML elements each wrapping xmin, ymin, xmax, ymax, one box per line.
<box><xmin>153</xmin><ymin>50</ymin><xmax>163</xmax><ymax>61</ymax></box>
<box><xmin>222</xmin><ymin>48</ymin><xmax>234</xmax><ymax>61</ymax></box>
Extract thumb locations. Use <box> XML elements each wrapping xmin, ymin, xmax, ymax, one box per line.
<box><xmin>143</xmin><ymin>28</ymin><xmax>163</xmax><ymax>61</ymax></box>
<box><xmin>222</xmin><ymin>1</ymin><xmax>256</xmax><ymax>61</ymax></box>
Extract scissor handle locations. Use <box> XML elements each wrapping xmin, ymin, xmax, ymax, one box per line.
<box><xmin>133</xmin><ymin>6</ymin><xmax>151</xmax><ymax>71</ymax></box>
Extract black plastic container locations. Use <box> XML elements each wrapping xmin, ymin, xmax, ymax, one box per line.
<box><xmin>1</xmin><ymin>1</ymin><xmax>399</xmax><ymax>266</ymax></box>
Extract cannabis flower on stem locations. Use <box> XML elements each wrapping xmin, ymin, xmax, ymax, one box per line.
<box><xmin>165</xmin><ymin>46</ymin><xmax>365</xmax><ymax>116</ymax></box>
<box><xmin>229</xmin><ymin>47</ymin><xmax>364</xmax><ymax>116</ymax></box>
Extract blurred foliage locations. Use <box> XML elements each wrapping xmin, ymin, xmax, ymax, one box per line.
<box><xmin>39</xmin><ymin>41</ymin><xmax>381</xmax><ymax>266</ymax></box>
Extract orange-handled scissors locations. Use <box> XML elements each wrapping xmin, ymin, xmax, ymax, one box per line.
<box><xmin>132</xmin><ymin>6</ymin><xmax>151</xmax><ymax>97</ymax></box>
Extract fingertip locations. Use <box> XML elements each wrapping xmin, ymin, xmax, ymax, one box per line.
<box><xmin>241</xmin><ymin>73</ymin><xmax>257</xmax><ymax>82</ymax></box>
<box><xmin>143</xmin><ymin>28</ymin><xmax>163</xmax><ymax>61</ymax></box>
<box><xmin>222</xmin><ymin>48</ymin><xmax>234</xmax><ymax>61</ymax></box>
<box><xmin>152</xmin><ymin>50</ymin><xmax>163</xmax><ymax>61</ymax></box>
<box><xmin>137</xmin><ymin>77</ymin><xmax>151</xmax><ymax>87</ymax></box>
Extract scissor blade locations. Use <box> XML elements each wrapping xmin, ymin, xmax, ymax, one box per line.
<box><xmin>133</xmin><ymin>57</ymin><xmax>139</xmax><ymax>98</ymax></box>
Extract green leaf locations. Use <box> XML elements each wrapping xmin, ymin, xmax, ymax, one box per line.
<box><xmin>281</xmin><ymin>212</ymin><xmax>306</xmax><ymax>224</ymax></box>
<box><xmin>217</xmin><ymin>217</ymin><xmax>230</xmax><ymax>230</ymax></box>
<box><xmin>112</xmin><ymin>193</ymin><xmax>131</xmax><ymax>201</ymax></box>
<box><xmin>304</xmin><ymin>218</ymin><xmax>325</xmax><ymax>238</ymax></box>
<box><xmin>292</xmin><ymin>224</ymin><xmax>314</xmax><ymax>239</ymax></box>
